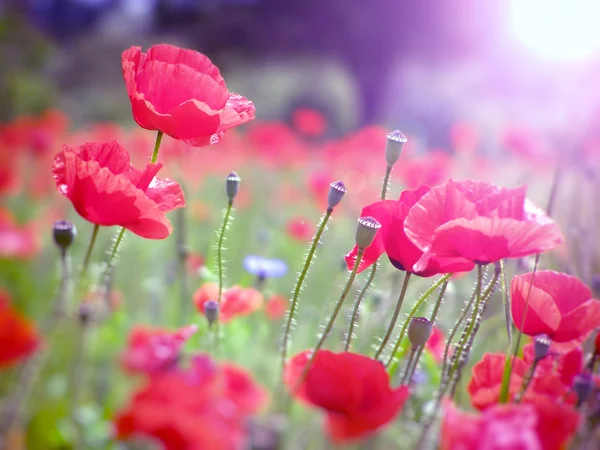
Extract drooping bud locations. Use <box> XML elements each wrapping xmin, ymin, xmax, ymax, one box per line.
<box><xmin>385</xmin><ymin>130</ymin><xmax>407</xmax><ymax>167</ymax></box>
<box><xmin>407</xmin><ymin>317</ymin><xmax>433</xmax><ymax>348</ymax></box>
<box><xmin>53</xmin><ymin>220</ymin><xmax>76</xmax><ymax>251</ymax></box>
<box><xmin>533</xmin><ymin>334</ymin><xmax>551</xmax><ymax>362</ymax></box>
<box><xmin>573</xmin><ymin>372</ymin><xmax>593</xmax><ymax>406</ymax></box>
<box><xmin>226</xmin><ymin>171</ymin><xmax>241</xmax><ymax>203</ymax></box>
<box><xmin>327</xmin><ymin>180</ymin><xmax>347</xmax><ymax>210</ymax></box>
<box><xmin>355</xmin><ymin>216</ymin><xmax>381</xmax><ymax>250</ymax></box>
<box><xmin>204</xmin><ymin>299</ymin><xmax>219</xmax><ymax>326</ymax></box>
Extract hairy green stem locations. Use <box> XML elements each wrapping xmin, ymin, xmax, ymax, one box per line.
<box><xmin>217</xmin><ymin>201</ymin><xmax>233</xmax><ymax>305</ymax></box>
<box><xmin>385</xmin><ymin>274</ymin><xmax>452</xmax><ymax>368</ymax></box>
<box><xmin>344</xmin><ymin>261</ymin><xmax>378</xmax><ymax>351</ymax></box>
<box><xmin>374</xmin><ymin>272</ymin><xmax>412</xmax><ymax>360</ymax></box>
<box><xmin>80</xmin><ymin>224</ymin><xmax>100</xmax><ymax>279</ymax></box>
<box><xmin>294</xmin><ymin>249</ymin><xmax>364</xmax><ymax>390</ymax></box>
<box><xmin>281</xmin><ymin>209</ymin><xmax>332</xmax><ymax>375</ymax></box>
<box><xmin>381</xmin><ymin>165</ymin><xmax>392</xmax><ymax>200</ymax></box>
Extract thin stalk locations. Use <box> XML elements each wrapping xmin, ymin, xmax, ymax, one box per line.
<box><xmin>381</xmin><ymin>165</ymin><xmax>392</xmax><ymax>200</ymax></box>
<box><xmin>80</xmin><ymin>224</ymin><xmax>100</xmax><ymax>278</ymax></box>
<box><xmin>429</xmin><ymin>279</ymin><xmax>449</xmax><ymax>324</ymax></box>
<box><xmin>294</xmin><ymin>249</ymin><xmax>364</xmax><ymax>390</ymax></box>
<box><xmin>344</xmin><ymin>260</ymin><xmax>378</xmax><ymax>351</ymax></box>
<box><xmin>448</xmin><ymin>265</ymin><xmax>484</xmax><ymax>380</ymax></box>
<box><xmin>400</xmin><ymin>347</ymin><xmax>417</xmax><ymax>385</ymax></box>
<box><xmin>281</xmin><ymin>209</ymin><xmax>332</xmax><ymax>374</ymax></box>
<box><xmin>373</xmin><ymin>272</ymin><xmax>412</xmax><ymax>360</ymax></box>
<box><xmin>403</xmin><ymin>345</ymin><xmax>426</xmax><ymax>386</ymax></box>
<box><xmin>514</xmin><ymin>359</ymin><xmax>539</xmax><ymax>403</ymax></box>
<box><xmin>150</xmin><ymin>131</ymin><xmax>163</xmax><ymax>164</ymax></box>
<box><xmin>70</xmin><ymin>320</ymin><xmax>90</xmax><ymax>450</ymax></box>
<box><xmin>385</xmin><ymin>274</ymin><xmax>452</xmax><ymax>368</ymax></box>
<box><xmin>0</xmin><ymin>249</ymin><xmax>71</xmax><ymax>442</ymax></box>
<box><xmin>217</xmin><ymin>201</ymin><xmax>233</xmax><ymax>305</ymax></box>
<box><xmin>500</xmin><ymin>260</ymin><xmax>511</xmax><ymax>346</ymax></box>
<box><xmin>344</xmin><ymin>164</ymin><xmax>392</xmax><ymax>351</ymax></box>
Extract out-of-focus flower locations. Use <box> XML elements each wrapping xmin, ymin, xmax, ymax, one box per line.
<box><xmin>286</xmin><ymin>217</ymin><xmax>313</xmax><ymax>242</ymax></box>
<box><xmin>243</xmin><ymin>255</ymin><xmax>287</xmax><ymax>279</ymax></box>
<box><xmin>115</xmin><ymin>354</ymin><xmax>268</xmax><ymax>450</ymax></box>
<box><xmin>0</xmin><ymin>209</ymin><xmax>38</xmax><ymax>259</ymax></box>
<box><xmin>122</xmin><ymin>44</ymin><xmax>255</xmax><ymax>147</ymax></box>
<box><xmin>403</xmin><ymin>180</ymin><xmax>564</xmax><ymax>271</ymax></box>
<box><xmin>193</xmin><ymin>283</ymin><xmax>263</xmax><ymax>323</ymax></box>
<box><xmin>264</xmin><ymin>294</ymin><xmax>288</xmax><ymax>320</ymax></box>
<box><xmin>425</xmin><ymin>325</ymin><xmax>445</xmax><ymax>363</ymax></box>
<box><xmin>441</xmin><ymin>401</ymin><xmax>542</xmax><ymax>450</ymax></box>
<box><xmin>186</xmin><ymin>252</ymin><xmax>206</xmax><ymax>276</ymax></box>
<box><xmin>291</xmin><ymin>107</ymin><xmax>328</xmax><ymax>137</ymax></box>
<box><xmin>0</xmin><ymin>109</ymin><xmax>68</xmax><ymax>156</ymax></box>
<box><xmin>0</xmin><ymin>289</ymin><xmax>41</xmax><ymax>369</ymax></box>
<box><xmin>345</xmin><ymin>186</ymin><xmax>474</xmax><ymax>276</ymax></box>
<box><xmin>284</xmin><ymin>350</ymin><xmax>409</xmax><ymax>443</ymax></box>
<box><xmin>450</xmin><ymin>122</ymin><xmax>479</xmax><ymax>155</ymax></box>
<box><xmin>397</xmin><ymin>150</ymin><xmax>453</xmax><ymax>189</ymax></box>
<box><xmin>120</xmin><ymin>325</ymin><xmax>197</xmax><ymax>375</ymax></box>
<box><xmin>511</xmin><ymin>271</ymin><xmax>600</xmax><ymax>351</ymax></box>
<box><xmin>52</xmin><ymin>141</ymin><xmax>185</xmax><ymax>239</ymax></box>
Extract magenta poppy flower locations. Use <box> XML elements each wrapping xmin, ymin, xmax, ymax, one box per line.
<box><xmin>122</xmin><ymin>44</ymin><xmax>255</xmax><ymax>147</ymax></box>
<box><xmin>345</xmin><ymin>186</ymin><xmax>474</xmax><ymax>276</ymax></box>
<box><xmin>403</xmin><ymin>180</ymin><xmax>564</xmax><ymax>271</ymax></box>
<box><xmin>511</xmin><ymin>271</ymin><xmax>600</xmax><ymax>351</ymax></box>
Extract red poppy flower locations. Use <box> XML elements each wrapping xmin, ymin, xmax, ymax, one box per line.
<box><xmin>511</xmin><ymin>271</ymin><xmax>600</xmax><ymax>351</ymax></box>
<box><xmin>285</xmin><ymin>350</ymin><xmax>409</xmax><ymax>443</ymax></box>
<box><xmin>441</xmin><ymin>401</ymin><xmax>542</xmax><ymax>450</ymax></box>
<box><xmin>115</xmin><ymin>354</ymin><xmax>267</xmax><ymax>450</ymax></box>
<box><xmin>467</xmin><ymin>353</ymin><xmax>528</xmax><ymax>409</ymax></box>
<box><xmin>291</xmin><ymin>107</ymin><xmax>328</xmax><ymax>137</ymax></box>
<box><xmin>0</xmin><ymin>289</ymin><xmax>41</xmax><ymax>368</ymax></box>
<box><xmin>120</xmin><ymin>325</ymin><xmax>197</xmax><ymax>375</ymax></box>
<box><xmin>193</xmin><ymin>283</ymin><xmax>263</xmax><ymax>323</ymax></box>
<box><xmin>264</xmin><ymin>294</ymin><xmax>288</xmax><ymax>320</ymax></box>
<box><xmin>122</xmin><ymin>44</ymin><xmax>255</xmax><ymax>147</ymax></box>
<box><xmin>522</xmin><ymin>343</ymin><xmax>583</xmax><ymax>386</ymax></box>
<box><xmin>52</xmin><ymin>141</ymin><xmax>185</xmax><ymax>239</ymax></box>
<box><xmin>286</xmin><ymin>217</ymin><xmax>313</xmax><ymax>243</ymax></box>
<box><xmin>403</xmin><ymin>180</ymin><xmax>564</xmax><ymax>271</ymax></box>
<box><xmin>345</xmin><ymin>186</ymin><xmax>474</xmax><ymax>276</ymax></box>
<box><xmin>522</xmin><ymin>395</ymin><xmax>579</xmax><ymax>450</ymax></box>
<box><xmin>0</xmin><ymin>210</ymin><xmax>38</xmax><ymax>260</ymax></box>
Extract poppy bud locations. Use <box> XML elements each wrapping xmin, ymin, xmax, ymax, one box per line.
<box><xmin>385</xmin><ymin>130</ymin><xmax>407</xmax><ymax>167</ymax></box>
<box><xmin>327</xmin><ymin>180</ymin><xmax>347</xmax><ymax>210</ymax></box>
<box><xmin>407</xmin><ymin>317</ymin><xmax>433</xmax><ymax>348</ymax></box>
<box><xmin>355</xmin><ymin>216</ymin><xmax>381</xmax><ymax>250</ymax></box>
<box><xmin>53</xmin><ymin>220</ymin><xmax>76</xmax><ymax>251</ymax></box>
<box><xmin>533</xmin><ymin>334</ymin><xmax>551</xmax><ymax>361</ymax></box>
<box><xmin>204</xmin><ymin>299</ymin><xmax>219</xmax><ymax>326</ymax></box>
<box><xmin>79</xmin><ymin>302</ymin><xmax>93</xmax><ymax>325</ymax></box>
<box><xmin>226</xmin><ymin>171</ymin><xmax>241</xmax><ymax>203</ymax></box>
<box><xmin>573</xmin><ymin>372</ymin><xmax>593</xmax><ymax>406</ymax></box>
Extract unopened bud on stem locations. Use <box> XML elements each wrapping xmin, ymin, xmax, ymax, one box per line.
<box><xmin>385</xmin><ymin>130</ymin><xmax>407</xmax><ymax>167</ymax></box>
<box><xmin>226</xmin><ymin>171</ymin><xmax>241</xmax><ymax>203</ymax></box>
<box><xmin>327</xmin><ymin>181</ymin><xmax>347</xmax><ymax>210</ymax></box>
<box><xmin>53</xmin><ymin>220</ymin><xmax>76</xmax><ymax>251</ymax></box>
<box><xmin>533</xmin><ymin>334</ymin><xmax>551</xmax><ymax>362</ymax></box>
<box><xmin>408</xmin><ymin>317</ymin><xmax>433</xmax><ymax>348</ymax></box>
<box><xmin>355</xmin><ymin>216</ymin><xmax>381</xmax><ymax>250</ymax></box>
<box><xmin>204</xmin><ymin>299</ymin><xmax>219</xmax><ymax>326</ymax></box>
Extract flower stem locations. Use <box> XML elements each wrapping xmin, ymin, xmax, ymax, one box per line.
<box><xmin>400</xmin><ymin>347</ymin><xmax>417</xmax><ymax>385</ymax></box>
<box><xmin>344</xmin><ymin>260</ymin><xmax>378</xmax><ymax>351</ymax></box>
<box><xmin>80</xmin><ymin>224</ymin><xmax>100</xmax><ymax>279</ymax></box>
<box><xmin>381</xmin><ymin>165</ymin><xmax>392</xmax><ymax>200</ymax></box>
<box><xmin>373</xmin><ymin>272</ymin><xmax>412</xmax><ymax>360</ymax></box>
<box><xmin>385</xmin><ymin>274</ymin><xmax>452</xmax><ymax>368</ymax></box>
<box><xmin>150</xmin><ymin>131</ymin><xmax>164</xmax><ymax>164</ymax></box>
<box><xmin>281</xmin><ymin>209</ymin><xmax>332</xmax><ymax>375</ymax></box>
<box><xmin>295</xmin><ymin>249</ymin><xmax>364</xmax><ymax>390</ymax></box>
<box><xmin>217</xmin><ymin>201</ymin><xmax>233</xmax><ymax>306</ymax></box>
<box><xmin>0</xmin><ymin>248</ymin><xmax>71</xmax><ymax>443</ymax></box>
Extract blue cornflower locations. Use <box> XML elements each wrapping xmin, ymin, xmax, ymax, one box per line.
<box><xmin>243</xmin><ymin>255</ymin><xmax>287</xmax><ymax>280</ymax></box>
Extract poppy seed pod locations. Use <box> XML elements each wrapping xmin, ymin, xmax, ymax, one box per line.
<box><xmin>327</xmin><ymin>181</ymin><xmax>347</xmax><ymax>210</ymax></box>
<box><xmin>204</xmin><ymin>299</ymin><xmax>219</xmax><ymax>326</ymax></box>
<box><xmin>533</xmin><ymin>334</ymin><xmax>551</xmax><ymax>361</ymax></box>
<box><xmin>52</xmin><ymin>220</ymin><xmax>76</xmax><ymax>252</ymax></box>
<box><xmin>355</xmin><ymin>216</ymin><xmax>381</xmax><ymax>250</ymax></box>
<box><xmin>226</xmin><ymin>171</ymin><xmax>241</xmax><ymax>202</ymax></box>
<box><xmin>573</xmin><ymin>372</ymin><xmax>593</xmax><ymax>406</ymax></box>
<box><xmin>407</xmin><ymin>317</ymin><xmax>433</xmax><ymax>348</ymax></box>
<box><xmin>385</xmin><ymin>130</ymin><xmax>407</xmax><ymax>167</ymax></box>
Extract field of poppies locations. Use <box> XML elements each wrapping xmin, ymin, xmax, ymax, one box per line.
<box><xmin>1</xmin><ymin>43</ymin><xmax>600</xmax><ymax>450</ymax></box>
